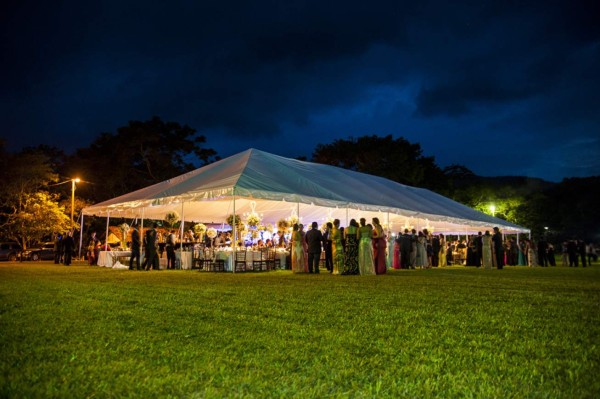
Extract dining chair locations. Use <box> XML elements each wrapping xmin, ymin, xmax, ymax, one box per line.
<box><xmin>252</xmin><ymin>248</ymin><xmax>268</xmax><ymax>271</ymax></box>
<box><xmin>234</xmin><ymin>250</ymin><xmax>247</xmax><ymax>272</ymax></box>
<box><xmin>266</xmin><ymin>248</ymin><xmax>281</xmax><ymax>271</ymax></box>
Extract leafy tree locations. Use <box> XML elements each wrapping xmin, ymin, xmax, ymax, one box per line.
<box><xmin>10</xmin><ymin>192</ymin><xmax>71</xmax><ymax>248</ymax></box>
<box><xmin>312</xmin><ymin>135</ymin><xmax>447</xmax><ymax>190</ymax></box>
<box><xmin>0</xmin><ymin>149</ymin><xmax>70</xmax><ymax>248</ymax></box>
<box><xmin>67</xmin><ymin>116</ymin><xmax>218</xmax><ymax>202</ymax></box>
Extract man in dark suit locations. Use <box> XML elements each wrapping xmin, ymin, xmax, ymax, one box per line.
<box><xmin>537</xmin><ymin>238</ymin><xmax>548</xmax><ymax>267</ymax></box>
<box><xmin>492</xmin><ymin>227</ymin><xmax>504</xmax><ymax>269</ymax></box>
<box><xmin>129</xmin><ymin>223</ymin><xmax>141</xmax><ymax>270</ymax></box>
<box><xmin>431</xmin><ymin>234</ymin><xmax>440</xmax><ymax>267</ymax></box>
<box><xmin>323</xmin><ymin>222</ymin><xmax>333</xmax><ymax>272</ymax></box>
<box><xmin>475</xmin><ymin>232</ymin><xmax>483</xmax><ymax>267</ymax></box>
<box><xmin>62</xmin><ymin>231</ymin><xmax>75</xmax><ymax>266</ymax></box>
<box><xmin>143</xmin><ymin>223</ymin><xmax>159</xmax><ymax>271</ymax></box>
<box><xmin>400</xmin><ymin>229</ymin><xmax>412</xmax><ymax>269</ymax></box>
<box><xmin>305</xmin><ymin>221</ymin><xmax>323</xmax><ymax>273</ymax></box>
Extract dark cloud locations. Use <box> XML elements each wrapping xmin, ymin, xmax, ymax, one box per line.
<box><xmin>1</xmin><ymin>0</ymin><xmax>598</xmax><ymax>181</ymax></box>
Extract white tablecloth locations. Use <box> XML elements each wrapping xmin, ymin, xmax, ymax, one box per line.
<box><xmin>97</xmin><ymin>250</ymin><xmax>192</xmax><ymax>270</ymax></box>
<box><xmin>97</xmin><ymin>251</ymin><xmax>132</xmax><ymax>268</ymax></box>
<box><xmin>176</xmin><ymin>250</ymin><xmax>193</xmax><ymax>270</ymax></box>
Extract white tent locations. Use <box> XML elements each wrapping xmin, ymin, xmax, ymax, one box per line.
<box><xmin>81</xmin><ymin>148</ymin><xmax>529</xmax><ymax>235</ymax></box>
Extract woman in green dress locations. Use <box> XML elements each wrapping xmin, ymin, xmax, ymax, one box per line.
<box><xmin>482</xmin><ymin>231</ymin><xmax>493</xmax><ymax>269</ymax></box>
<box><xmin>358</xmin><ymin>218</ymin><xmax>375</xmax><ymax>275</ymax></box>
<box><xmin>331</xmin><ymin>219</ymin><xmax>344</xmax><ymax>275</ymax></box>
<box><xmin>344</xmin><ymin>219</ymin><xmax>359</xmax><ymax>274</ymax></box>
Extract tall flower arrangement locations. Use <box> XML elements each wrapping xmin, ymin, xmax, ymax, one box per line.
<box><xmin>165</xmin><ymin>211</ymin><xmax>180</xmax><ymax>228</ymax></box>
<box><xmin>245</xmin><ymin>213</ymin><xmax>261</xmax><ymax>228</ymax></box>
<box><xmin>193</xmin><ymin>223</ymin><xmax>207</xmax><ymax>242</ymax></box>
<box><xmin>119</xmin><ymin>223</ymin><xmax>130</xmax><ymax>248</ymax></box>
<box><xmin>277</xmin><ymin>218</ymin><xmax>290</xmax><ymax>232</ymax></box>
<box><xmin>226</xmin><ymin>214</ymin><xmax>244</xmax><ymax>230</ymax></box>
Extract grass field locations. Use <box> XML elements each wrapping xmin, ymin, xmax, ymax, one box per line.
<box><xmin>1</xmin><ymin>262</ymin><xmax>599</xmax><ymax>398</ymax></box>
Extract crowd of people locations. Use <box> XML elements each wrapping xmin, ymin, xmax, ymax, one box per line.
<box><xmin>290</xmin><ymin>217</ymin><xmax>389</xmax><ymax>275</ymax></box>
<box><xmin>51</xmin><ymin>231</ymin><xmax>76</xmax><ymax>266</ymax></box>
<box><xmin>71</xmin><ymin>219</ymin><xmax>596</xmax><ymax>273</ymax></box>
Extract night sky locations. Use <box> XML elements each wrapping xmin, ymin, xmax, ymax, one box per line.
<box><xmin>2</xmin><ymin>0</ymin><xmax>599</xmax><ymax>182</ymax></box>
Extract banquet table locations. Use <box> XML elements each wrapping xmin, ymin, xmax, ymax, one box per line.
<box><xmin>97</xmin><ymin>251</ymin><xmax>132</xmax><ymax>268</ymax></box>
<box><xmin>213</xmin><ymin>249</ymin><xmax>288</xmax><ymax>271</ymax></box>
<box><xmin>97</xmin><ymin>250</ymin><xmax>192</xmax><ymax>270</ymax></box>
<box><xmin>176</xmin><ymin>250</ymin><xmax>193</xmax><ymax>270</ymax></box>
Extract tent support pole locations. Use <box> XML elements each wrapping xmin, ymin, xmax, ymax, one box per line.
<box><xmin>232</xmin><ymin>195</ymin><xmax>236</xmax><ymax>274</ymax></box>
<box><xmin>140</xmin><ymin>209</ymin><xmax>145</xmax><ymax>263</ymax></box>
<box><xmin>180</xmin><ymin>202</ymin><xmax>185</xmax><ymax>253</ymax></box>
<box><xmin>105</xmin><ymin>212</ymin><xmax>111</xmax><ymax>251</ymax></box>
<box><xmin>78</xmin><ymin>215</ymin><xmax>84</xmax><ymax>260</ymax></box>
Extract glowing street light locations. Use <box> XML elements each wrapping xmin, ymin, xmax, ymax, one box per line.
<box><xmin>490</xmin><ymin>204</ymin><xmax>496</xmax><ymax>217</ymax></box>
<box><xmin>71</xmin><ymin>178</ymin><xmax>80</xmax><ymax>232</ymax></box>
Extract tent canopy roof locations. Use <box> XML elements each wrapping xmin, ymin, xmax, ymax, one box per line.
<box><xmin>82</xmin><ymin>148</ymin><xmax>529</xmax><ymax>234</ymax></box>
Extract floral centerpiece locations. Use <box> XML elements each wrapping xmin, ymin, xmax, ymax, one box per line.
<box><xmin>193</xmin><ymin>223</ymin><xmax>206</xmax><ymax>241</ymax></box>
<box><xmin>119</xmin><ymin>223</ymin><xmax>130</xmax><ymax>248</ymax></box>
<box><xmin>277</xmin><ymin>218</ymin><xmax>289</xmax><ymax>231</ymax></box>
<box><xmin>206</xmin><ymin>227</ymin><xmax>218</xmax><ymax>239</ymax></box>
<box><xmin>287</xmin><ymin>215</ymin><xmax>299</xmax><ymax>226</ymax></box>
<box><xmin>226</xmin><ymin>214</ymin><xmax>244</xmax><ymax>231</ymax></box>
<box><xmin>245</xmin><ymin>213</ymin><xmax>261</xmax><ymax>227</ymax></box>
<box><xmin>164</xmin><ymin>211</ymin><xmax>180</xmax><ymax>228</ymax></box>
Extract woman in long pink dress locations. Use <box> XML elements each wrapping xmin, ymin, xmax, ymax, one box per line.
<box><xmin>372</xmin><ymin>218</ymin><xmax>387</xmax><ymax>274</ymax></box>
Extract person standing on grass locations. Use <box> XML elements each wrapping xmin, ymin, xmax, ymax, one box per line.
<box><xmin>547</xmin><ymin>243</ymin><xmax>556</xmax><ymax>266</ymax></box>
<box><xmin>560</xmin><ymin>241</ymin><xmax>569</xmax><ymax>266</ymax></box>
<box><xmin>166</xmin><ymin>230</ymin><xmax>177</xmax><ymax>269</ymax></box>
<box><xmin>358</xmin><ymin>218</ymin><xmax>375</xmax><ymax>275</ymax></box>
<box><xmin>537</xmin><ymin>237</ymin><xmax>548</xmax><ymax>267</ymax></box>
<box><xmin>343</xmin><ymin>219</ymin><xmax>359</xmax><ymax>275</ymax></box>
<box><xmin>438</xmin><ymin>234</ymin><xmax>447</xmax><ymax>267</ymax></box>
<box><xmin>410</xmin><ymin>229</ymin><xmax>418</xmax><ymax>268</ymax></box>
<box><xmin>53</xmin><ymin>233</ymin><xmax>63</xmax><ymax>264</ymax></box>
<box><xmin>299</xmin><ymin>224</ymin><xmax>308</xmax><ymax>272</ymax></box>
<box><xmin>62</xmin><ymin>231</ymin><xmax>74</xmax><ymax>265</ymax></box>
<box><xmin>291</xmin><ymin>224</ymin><xmax>305</xmax><ymax>273</ymax></box>
<box><xmin>331</xmin><ymin>219</ymin><xmax>344</xmax><ymax>275</ymax></box>
<box><xmin>143</xmin><ymin>223</ymin><xmax>159</xmax><ymax>271</ymax></box>
<box><xmin>525</xmin><ymin>239</ymin><xmax>537</xmax><ymax>267</ymax></box>
<box><xmin>305</xmin><ymin>222</ymin><xmax>324</xmax><ymax>274</ymax></box>
<box><xmin>129</xmin><ymin>223</ymin><xmax>141</xmax><ymax>270</ymax></box>
<box><xmin>372</xmin><ymin>218</ymin><xmax>387</xmax><ymax>274</ymax></box>
<box><xmin>323</xmin><ymin>222</ymin><xmax>333</xmax><ymax>273</ymax></box>
<box><xmin>578</xmin><ymin>240</ymin><xmax>587</xmax><ymax>267</ymax></box>
<box><xmin>400</xmin><ymin>229</ymin><xmax>412</xmax><ymax>269</ymax></box>
<box><xmin>482</xmin><ymin>231</ymin><xmax>493</xmax><ymax>269</ymax></box>
<box><xmin>567</xmin><ymin>239</ymin><xmax>578</xmax><ymax>267</ymax></box>
<box><xmin>492</xmin><ymin>227</ymin><xmax>504</xmax><ymax>269</ymax></box>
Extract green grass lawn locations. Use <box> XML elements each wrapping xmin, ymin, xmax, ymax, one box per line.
<box><xmin>1</xmin><ymin>262</ymin><xmax>599</xmax><ymax>398</ymax></box>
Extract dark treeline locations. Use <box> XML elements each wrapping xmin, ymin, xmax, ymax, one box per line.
<box><xmin>1</xmin><ymin>117</ymin><xmax>599</xmax><ymax>244</ymax></box>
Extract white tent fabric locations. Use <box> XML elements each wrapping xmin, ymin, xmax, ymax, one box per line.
<box><xmin>82</xmin><ymin>148</ymin><xmax>529</xmax><ymax>234</ymax></box>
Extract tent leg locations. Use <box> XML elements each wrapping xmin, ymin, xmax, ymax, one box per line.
<box><xmin>232</xmin><ymin>196</ymin><xmax>236</xmax><ymax>273</ymax></box>
<box><xmin>78</xmin><ymin>215</ymin><xmax>84</xmax><ymax>260</ymax></box>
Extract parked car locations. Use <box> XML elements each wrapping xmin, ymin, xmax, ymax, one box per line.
<box><xmin>23</xmin><ymin>242</ymin><xmax>56</xmax><ymax>261</ymax></box>
<box><xmin>0</xmin><ymin>242</ymin><xmax>23</xmax><ymax>261</ymax></box>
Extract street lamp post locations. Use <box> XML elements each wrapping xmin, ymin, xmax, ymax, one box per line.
<box><xmin>71</xmin><ymin>178</ymin><xmax>80</xmax><ymax>232</ymax></box>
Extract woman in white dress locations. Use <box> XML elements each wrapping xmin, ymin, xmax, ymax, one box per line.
<box><xmin>291</xmin><ymin>224</ymin><xmax>305</xmax><ymax>273</ymax></box>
